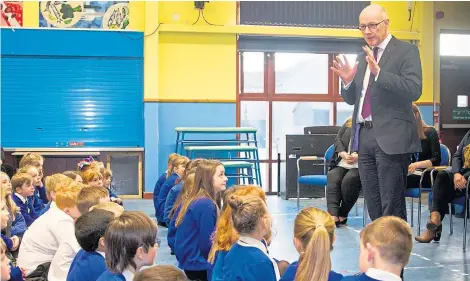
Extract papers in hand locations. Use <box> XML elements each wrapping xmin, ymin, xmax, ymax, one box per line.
<box><xmin>410</xmin><ymin>170</ymin><xmax>423</xmax><ymax>176</ymax></box>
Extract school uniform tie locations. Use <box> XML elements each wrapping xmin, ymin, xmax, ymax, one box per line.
<box><xmin>361</xmin><ymin>47</ymin><xmax>379</xmax><ymax>119</ymax></box>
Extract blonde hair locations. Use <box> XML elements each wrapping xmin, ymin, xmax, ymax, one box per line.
<box><xmin>208</xmin><ymin>185</ymin><xmax>267</xmax><ymax>263</ymax></box>
<box><xmin>100</xmin><ymin>167</ymin><xmax>113</xmax><ymax>179</ymax></box>
<box><xmin>166</xmin><ymin>153</ymin><xmax>180</xmax><ymax>177</ymax></box>
<box><xmin>81</xmin><ymin>170</ymin><xmax>103</xmax><ymax>185</ymax></box>
<box><xmin>11</xmin><ymin>173</ymin><xmax>32</xmax><ymax>193</ymax></box>
<box><xmin>227</xmin><ymin>195</ymin><xmax>267</xmax><ymax>235</ymax></box>
<box><xmin>463</xmin><ymin>144</ymin><xmax>470</xmax><ymax>169</ymax></box>
<box><xmin>412</xmin><ymin>103</ymin><xmax>429</xmax><ymax>140</ymax></box>
<box><xmin>77</xmin><ymin>186</ymin><xmax>110</xmax><ymax>215</ymax></box>
<box><xmin>133</xmin><ymin>265</ymin><xmax>187</xmax><ymax>281</ymax></box>
<box><xmin>294</xmin><ymin>207</ymin><xmax>335</xmax><ymax>281</ymax></box>
<box><xmin>19</xmin><ymin>152</ymin><xmax>43</xmax><ymax>168</ymax></box>
<box><xmin>90</xmin><ymin>202</ymin><xmax>124</xmax><ymax>217</ymax></box>
<box><xmin>175</xmin><ymin>160</ymin><xmax>222</xmax><ymax>227</ymax></box>
<box><xmin>360</xmin><ymin>216</ymin><xmax>413</xmax><ymax>267</ymax></box>
<box><xmin>18</xmin><ymin>165</ymin><xmax>38</xmax><ymax>175</ymax></box>
<box><xmin>167</xmin><ymin>156</ymin><xmax>189</xmax><ymax>178</ymax></box>
<box><xmin>0</xmin><ymin>172</ymin><xmax>19</xmax><ymax>215</ymax></box>
<box><xmin>171</xmin><ymin>172</ymin><xmax>196</xmax><ymax>224</ymax></box>
<box><xmin>45</xmin><ymin>174</ymin><xmax>73</xmax><ymax>201</ymax></box>
<box><xmin>55</xmin><ymin>182</ymin><xmax>82</xmax><ymax>210</ymax></box>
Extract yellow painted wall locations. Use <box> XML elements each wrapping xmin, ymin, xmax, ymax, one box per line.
<box><xmin>373</xmin><ymin>1</ymin><xmax>432</xmax><ymax>103</ymax></box>
<box><xmin>376</xmin><ymin>1</ymin><xmax>421</xmax><ymax>32</ymax></box>
<box><xmin>154</xmin><ymin>1</ymin><xmax>237</xmax><ymax>101</ymax></box>
<box><xmin>158</xmin><ymin>33</ymin><xmax>236</xmax><ymax>101</ymax></box>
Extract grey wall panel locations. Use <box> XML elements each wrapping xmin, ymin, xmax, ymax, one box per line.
<box><xmin>240</xmin><ymin>1</ymin><xmax>370</xmax><ymax>28</ymax></box>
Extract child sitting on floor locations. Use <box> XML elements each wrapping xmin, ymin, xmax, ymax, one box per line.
<box><xmin>341</xmin><ymin>216</ymin><xmax>413</xmax><ymax>281</ymax></box>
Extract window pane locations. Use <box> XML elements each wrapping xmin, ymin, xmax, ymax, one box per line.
<box><xmin>275</xmin><ymin>53</ymin><xmax>328</xmax><ymax>94</ymax></box>
<box><xmin>271</xmin><ymin>162</ymin><xmax>285</xmax><ymax>194</ymax></box>
<box><xmin>336</xmin><ymin>102</ymin><xmax>355</xmax><ymax>125</ymax></box>
<box><xmin>272</xmin><ymin>102</ymin><xmax>333</xmax><ymax>159</ymax></box>
<box><xmin>440</xmin><ymin>34</ymin><xmax>470</xmax><ymax>57</ymax></box>
<box><xmin>240</xmin><ymin>101</ymin><xmax>269</xmax><ymax>160</ymax></box>
<box><xmin>259</xmin><ymin>163</ymin><xmax>269</xmax><ymax>192</ymax></box>
<box><xmin>337</xmin><ymin>54</ymin><xmax>358</xmax><ymax>91</ymax></box>
<box><xmin>242</xmin><ymin>52</ymin><xmax>264</xmax><ymax>93</ymax></box>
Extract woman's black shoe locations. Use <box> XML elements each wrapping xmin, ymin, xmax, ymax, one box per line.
<box><xmin>340</xmin><ymin>218</ymin><xmax>348</xmax><ymax>225</ymax></box>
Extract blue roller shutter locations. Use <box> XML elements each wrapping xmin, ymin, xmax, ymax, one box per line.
<box><xmin>1</xmin><ymin>28</ymin><xmax>144</xmax><ymax>148</ymax></box>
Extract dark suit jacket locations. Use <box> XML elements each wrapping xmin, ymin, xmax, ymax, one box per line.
<box><xmin>329</xmin><ymin>122</ymin><xmax>352</xmax><ymax>169</ymax></box>
<box><xmin>341</xmin><ymin>36</ymin><xmax>422</xmax><ymax>155</ymax></box>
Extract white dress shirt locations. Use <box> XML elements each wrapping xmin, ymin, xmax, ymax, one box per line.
<box><xmin>344</xmin><ymin>33</ymin><xmax>393</xmax><ymax>123</ymax></box>
<box><xmin>14</xmin><ymin>193</ymin><xmax>27</xmax><ymax>204</ymax></box>
<box><xmin>122</xmin><ymin>268</ymin><xmax>136</xmax><ymax>281</ymax></box>
<box><xmin>47</xmin><ymin>235</ymin><xmax>81</xmax><ymax>281</ymax></box>
<box><xmin>366</xmin><ymin>268</ymin><xmax>402</xmax><ymax>281</ymax></box>
<box><xmin>17</xmin><ymin>206</ymin><xmax>76</xmax><ymax>275</ymax></box>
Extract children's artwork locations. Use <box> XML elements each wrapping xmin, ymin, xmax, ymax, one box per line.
<box><xmin>39</xmin><ymin>1</ymin><xmax>130</xmax><ymax>29</ymax></box>
<box><xmin>0</xmin><ymin>1</ymin><xmax>23</xmax><ymax>27</ymax></box>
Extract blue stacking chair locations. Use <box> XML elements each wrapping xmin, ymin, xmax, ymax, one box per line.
<box><xmin>405</xmin><ymin>143</ymin><xmax>451</xmax><ymax>235</ymax></box>
<box><xmin>296</xmin><ymin>145</ymin><xmax>335</xmax><ymax>210</ymax></box>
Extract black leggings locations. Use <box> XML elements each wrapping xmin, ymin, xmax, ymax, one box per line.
<box><xmin>184</xmin><ymin>270</ymin><xmax>208</xmax><ymax>281</ymax></box>
<box><xmin>326</xmin><ymin>167</ymin><xmax>362</xmax><ymax>217</ymax></box>
<box><xmin>431</xmin><ymin>170</ymin><xmax>467</xmax><ymax>219</ymax></box>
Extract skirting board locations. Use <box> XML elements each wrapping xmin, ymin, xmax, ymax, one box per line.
<box><xmin>143</xmin><ymin>192</ymin><xmax>153</xmax><ymax>199</ymax></box>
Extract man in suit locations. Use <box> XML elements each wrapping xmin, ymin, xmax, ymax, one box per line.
<box><xmin>331</xmin><ymin>4</ymin><xmax>422</xmax><ymax>222</ymax></box>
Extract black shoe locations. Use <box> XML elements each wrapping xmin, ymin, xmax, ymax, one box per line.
<box><xmin>335</xmin><ymin>221</ymin><xmax>341</xmax><ymax>227</ymax></box>
<box><xmin>157</xmin><ymin>221</ymin><xmax>168</xmax><ymax>228</ymax></box>
<box><xmin>340</xmin><ymin>218</ymin><xmax>348</xmax><ymax>225</ymax></box>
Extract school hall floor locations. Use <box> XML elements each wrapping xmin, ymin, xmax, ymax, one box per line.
<box><xmin>124</xmin><ymin>197</ymin><xmax>470</xmax><ymax>281</ymax></box>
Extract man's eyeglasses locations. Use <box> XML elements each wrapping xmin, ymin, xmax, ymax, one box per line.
<box><xmin>358</xmin><ymin>19</ymin><xmax>387</xmax><ymax>31</ymax></box>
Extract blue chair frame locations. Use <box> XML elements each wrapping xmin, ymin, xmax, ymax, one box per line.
<box><xmin>405</xmin><ymin>143</ymin><xmax>451</xmax><ymax>235</ymax></box>
<box><xmin>296</xmin><ymin>144</ymin><xmax>335</xmax><ymax>210</ymax></box>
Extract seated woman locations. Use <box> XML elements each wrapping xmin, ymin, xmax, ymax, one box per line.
<box><xmin>406</xmin><ymin>104</ymin><xmax>441</xmax><ymax>189</ymax></box>
<box><xmin>416</xmin><ymin>129</ymin><xmax>470</xmax><ymax>243</ymax></box>
<box><xmin>326</xmin><ymin>118</ymin><xmax>361</xmax><ymax>226</ymax></box>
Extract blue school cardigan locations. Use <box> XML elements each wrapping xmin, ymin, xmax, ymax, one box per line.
<box><xmin>1</xmin><ymin>234</ymin><xmax>12</xmax><ymax>249</ymax></box>
<box><xmin>155</xmin><ymin>173</ymin><xmax>179</xmax><ymax>223</ymax></box>
<box><xmin>210</xmin><ymin>250</ymin><xmax>228</xmax><ymax>281</ymax></box>
<box><xmin>174</xmin><ymin>197</ymin><xmax>217</xmax><ymax>271</ymax></box>
<box><xmin>96</xmin><ymin>270</ymin><xmax>125</xmax><ymax>281</ymax></box>
<box><xmin>164</xmin><ymin>181</ymin><xmax>183</xmax><ymax>225</ymax></box>
<box><xmin>11</xmin><ymin>212</ymin><xmax>26</xmax><ymax>237</ymax></box>
<box><xmin>223</xmin><ymin>243</ymin><xmax>277</xmax><ymax>281</ymax></box>
<box><xmin>153</xmin><ymin>172</ymin><xmax>167</xmax><ymax>211</ymax></box>
<box><xmin>67</xmin><ymin>250</ymin><xmax>107</xmax><ymax>281</ymax></box>
<box><xmin>10</xmin><ymin>264</ymin><xmax>23</xmax><ymax>281</ymax></box>
<box><xmin>12</xmin><ymin>194</ymin><xmax>38</xmax><ymax>226</ymax></box>
<box><xmin>167</xmin><ymin>205</ymin><xmax>181</xmax><ymax>252</ymax></box>
<box><xmin>32</xmin><ymin>186</ymin><xmax>47</xmax><ymax>213</ymax></box>
<box><xmin>279</xmin><ymin>261</ymin><xmax>344</xmax><ymax>281</ymax></box>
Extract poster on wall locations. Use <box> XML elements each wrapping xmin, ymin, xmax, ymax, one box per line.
<box><xmin>39</xmin><ymin>1</ymin><xmax>129</xmax><ymax>29</ymax></box>
<box><xmin>1</xmin><ymin>1</ymin><xmax>23</xmax><ymax>27</ymax></box>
